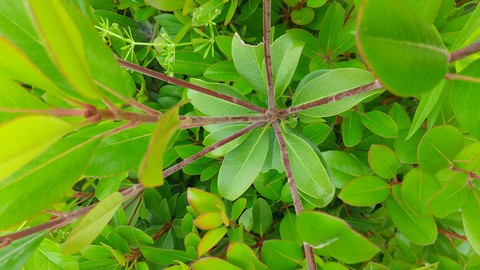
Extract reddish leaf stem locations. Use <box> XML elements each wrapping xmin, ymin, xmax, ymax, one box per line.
<box><xmin>272</xmin><ymin>121</ymin><xmax>316</xmax><ymax>270</ymax></box>
<box><xmin>438</xmin><ymin>228</ymin><xmax>468</xmax><ymax>241</ymax></box>
<box><xmin>280</xmin><ymin>80</ymin><xmax>383</xmax><ymax>117</ymax></box>
<box><xmin>117</xmin><ymin>59</ymin><xmax>267</xmax><ymax>113</ymax></box>
<box><xmin>263</xmin><ymin>0</ymin><xmax>276</xmax><ymax>111</ymax></box>
<box><xmin>449</xmin><ymin>40</ymin><xmax>480</xmax><ymax>63</ymax></box>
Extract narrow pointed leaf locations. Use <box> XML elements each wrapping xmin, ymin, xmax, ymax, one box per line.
<box><xmin>297</xmin><ymin>211</ymin><xmax>380</xmax><ymax>264</ymax></box>
<box><xmin>29</xmin><ymin>0</ymin><xmax>100</xmax><ymax>99</ymax></box>
<box><xmin>271</xmin><ymin>34</ymin><xmax>304</xmax><ymax>97</ymax></box>
<box><xmin>139</xmin><ymin>105</ymin><xmax>180</xmax><ymax>187</ymax></box>
<box><xmin>218</xmin><ymin>128</ymin><xmax>269</xmax><ymax>200</ymax></box>
<box><xmin>0</xmin><ymin>115</ymin><xmax>74</xmax><ymax>180</ymax></box>
<box><xmin>63</xmin><ymin>192</ymin><xmax>124</xmax><ymax>255</ymax></box>
<box><xmin>283</xmin><ymin>130</ymin><xmax>334</xmax><ymax>207</ymax></box>
<box><xmin>0</xmin><ymin>233</ymin><xmax>45</xmax><ymax>270</ymax></box>
<box><xmin>357</xmin><ymin>0</ymin><xmax>448</xmax><ymax>96</ymax></box>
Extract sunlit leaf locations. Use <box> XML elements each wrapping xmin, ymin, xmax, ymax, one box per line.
<box><xmin>226</xmin><ymin>242</ymin><xmax>268</xmax><ymax>270</ymax></box>
<box><xmin>401</xmin><ymin>168</ymin><xmax>440</xmax><ymax>216</ymax></box>
<box><xmin>187</xmin><ymin>188</ymin><xmax>226</xmax><ymax>215</ymax></box>
<box><xmin>368</xmin><ymin>144</ymin><xmax>399</xmax><ymax>179</ymax></box>
<box><xmin>197</xmin><ymin>227</ymin><xmax>227</xmax><ymax>257</ymax></box>
<box><xmin>261</xmin><ymin>240</ymin><xmax>304</xmax><ymax>270</ymax></box>
<box><xmin>339</xmin><ymin>176</ymin><xmax>390</xmax><ymax>206</ymax></box>
<box><xmin>192</xmin><ymin>257</ymin><xmax>241</xmax><ymax>270</ymax></box>
<box><xmin>26</xmin><ymin>239</ymin><xmax>79</xmax><ymax>269</ymax></box>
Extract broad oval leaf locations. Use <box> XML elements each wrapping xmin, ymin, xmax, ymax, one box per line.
<box><xmin>427</xmin><ymin>172</ymin><xmax>469</xmax><ymax>218</ymax></box>
<box><xmin>339</xmin><ymin>176</ymin><xmax>390</xmax><ymax>206</ymax></box>
<box><xmin>283</xmin><ymin>130</ymin><xmax>334</xmax><ymax>207</ymax></box>
<box><xmin>218</xmin><ymin>127</ymin><xmax>269</xmax><ymax>200</ymax></box>
<box><xmin>139</xmin><ymin>105</ymin><xmax>180</xmax><ymax>187</ymax></box>
<box><xmin>401</xmin><ymin>168</ymin><xmax>441</xmax><ymax>216</ymax></box>
<box><xmin>386</xmin><ymin>185</ymin><xmax>437</xmax><ymax>245</ymax></box>
<box><xmin>194</xmin><ymin>212</ymin><xmax>223</xmax><ymax>230</ymax></box>
<box><xmin>197</xmin><ymin>226</ymin><xmax>227</xmax><ymax>257</ymax></box>
<box><xmin>450</xmin><ymin>59</ymin><xmax>480</xmax><ymax>139</ymax></box>
<box><xmin>361</xmin><ymin>111</ymin><xmax>398</xmax><ymax>138</ymax></box>
<box><xmin>297</xmin><ymin>211</ymin><xmax>380</xmax><ymax>264</ymax></box>
<box><xmin>357</xmin><ymin>0</ymin><xmax>448</xmax><ymax>96</ymax></box>
<box><xmin>231</xmin><ymin>33</ymin><xmax>267</xmax><ymax>94</ymax></box>
<box><xmin>463</xmin><ymin>190</ymin><xmax>480</xmax><ymax>255</ymax></box>
<box><xmin>417</xmin><ymin>125</ymin><xmax>464</xmax><ymax>174</ymax></box>
<box><xmin>204</xmin><ymin>61</ymin><xmax>240</xmax><ymax>82</ymax></box>
<box><xmin>63</xmin><ymin>192</ymin><xmax>124</xmax><ymax>255</ymax></box>
<box><xmin>252</xmin><ymin>198</ymin><xmax>273</xmax><ymax>236</ymax></box>
<box><xmin>261</xmin><ymin>240</ymin><xmax>304</xmax><ymax>270</ymax></box>
<box><xmin>0</xmin><ymin>115</ymin><xmax>74</xmax><ymax>180</ymax></box>
<box><xmin>341</xmin><ymin>111</ymin><xmax>363</xmax><ymax>147</ymax></box>
<box><xmin>322</xmin><ymin>150</ymin><xmax>371</xmax><ymax>188</ymax></box>
<box><xmin>226</xmin><ymin>242</ymin><xmax>268</xmax><ymax>270</ymax></box>
<box><xmin>368</xmin><ymin>144</ymin><xmax>399</xmax><ymax>179</ymax></box>
<box><xmin>29</xmin><ymin>0</ymin><xmax>100</xmax><ymax>99</ymax></box>
<box><xmin>187</xmin><ymin>188</ymin><xmax>226</xmax><ymax>214</ymax></box>
<box><xmin>292</xmin><ymin>68</ymin><xmax>382</xmax><ymax>117</ymax></box>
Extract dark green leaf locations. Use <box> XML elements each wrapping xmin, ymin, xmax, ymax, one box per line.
<box><xmin>252</xmin><ymin>198</ymin><xmax>272</xmax><ymax>236</ymax></box>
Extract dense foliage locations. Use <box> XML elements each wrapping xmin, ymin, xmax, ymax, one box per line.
<box><xmin>1</xmin><ymin>0</ymin><xmax>480</xmax><ymax>269</ymax></box>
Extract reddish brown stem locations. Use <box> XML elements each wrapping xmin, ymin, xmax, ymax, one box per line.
<box><xmin>449</xmin><ymin>40</ymin><xmax>480</xmax><ymax>63</ymax></box>
<box><xmin>438</xmin><ymin>228</ymin><xmax>468</xmax><ymax>242</ymax></box>
<box><xmin>117</xmin><ymin>59</ymin><xmax>267</xmax><ymax>114</ymax></box>
<box><xmin>263</xmin><ymin>0</ymin><xmax>275</xmax><ymax>111</ymax></box>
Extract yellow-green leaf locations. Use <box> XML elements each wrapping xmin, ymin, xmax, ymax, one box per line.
<box><xmin>29</xmin><ymin>0</ymin><xmax>100</xmax><ymax>100</ymax></box>
<box><xmin>63</xmin><ymin>192</ymin><xmax>124</xmax><ymax>255</ymax></box>
<box><xmin>0</xmin><ymin>115</ymin><xmax>73</xmax><ymax>180</ymax></box>
<box><xmin>139</xmin><ymin>105</ymin><xmax>180</xmax><ymax>187</ymax></box>
<box><xmin>197</xmin><ymin>227</ymin><xmax>227</xmax><ymax>257</ymax></box>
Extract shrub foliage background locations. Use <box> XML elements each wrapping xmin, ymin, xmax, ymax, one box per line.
<box><xmin>1</xmin><ymin>0</ymin><xmax>480</xmax><ymax>269</ymax></box>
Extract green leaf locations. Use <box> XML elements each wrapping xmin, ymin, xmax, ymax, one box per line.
<box><xmin>386</xmin><ymin>185</ymin><xmax>437</xmax><ymax>245</ymax></box>
<box><xmin>451</xmin><ymin>4</ymin><xmax>480</xmax><ymax>51</ymax></box>
<box><xmin>204</xmin><ymin>61</ymin><xmax>240</xmax><ymax>81</ymax></box>
<box><xmin>302</xmin><ymin>123</ymin><xmax>331</xmax><ymax>145</ymax></box>
<box><xmin>291</xmin><ymin>7</ymin><xmax>315</xmax><ymax>26</ymax></box>
<box><xmin>368</xmin><ymin>144</ymin><xmax>399</xmax><ymax>179</ymax></box>
<box><xmin>253</xmin><ymin>171</ymin><xmax>284</xmax><ymax>201</ymax></box>
<box><xmin>339</xmin><ymin>176</ymin><xmax>390</xmax><ymax>206</ymax></box>
<box><xmin>194</xmin><ymin>212</ymin><xmax>224</xmax><ymax>230</ymax></box>
<box><xmin>401</xmin><ymin>168</ymin><xmax>441</xmax><ymax>216</ymax></box>
<box><xmin>63</xmin><ymin>192</ymin><xmax>124</xmax><ymax>255</ymax></box>
<box><xmin>279</xmin><ymin>211</ymin><xmax>302</xmax><ymax>245</ymax></box>
<box><xmin>231</xmin><ymin>33</ymin><xmax>267</xmax><ymax>94</ymax></box>
<box><xmin>394</xmin><ymin>130</ymin><xmax>425</xmax><ymax>164</ymax></box>
<box><xmin>407</xmin><ymin>81</ymin><xmax>445</xmax><ymax>139</ymax></box>
<box><xmin>462</xmin><ymin>190</ymin><xmax>480</xmax><ymax>255</ymax></box>
<box><xmin>361</xmin><ymin>111</ymin><xmax>398</xmax><ymax>138</ymax></box>
<box><xmin>405</xmin><ymin>0</ymin><xmax>441</xmax><ymax>24</ymax></box>
<box><xmin>139</xmin><ymin>105</ymin><xmax>180</xmax><ymax>187</ymax></box>
<box><xmin>319</xmin><ymin>2</ymin><xmax>344</xmax><ymax>52</ymax></box>
<box><xmin>0</xmin><ymin>126</ymin><xmax>103</xmax><ymax>229</ymax></box>
<box><xmin>226</xmin><ymin>242</ymin><xmax>268</xmax><ymax>270</ymax></box>
<box><xmin>450</xmin><ymin>59</ymin><xmax>480</xmax><ymax>139</ymax></box>
<box><xmin>191</xmin><ymin>0</ymin><xmax>225</xmax><ymax>26</ymax></box>
<box><xmin>261</xmin><ymin>240</ymin><xmax>304</xmax><ymax>270</ymax></box>
<box><xmin>29</xmin><ymin>0</ymin><xmax>100</xmax><ymax>99</ymax></box>
<box><xmin>187</xmin><ymin>188</ymin><xmax>226</xmax><ymax>214</ymax></box>
<box><xmin>230</xmin><ymin>198</ymin><xmax>247</xmax><ymax>222</ymax></box>
<box><xmin>159</xmin><ymin>51</ymin><xmax>215</xmax><ymax>75</ymax></box>
<box><xmin>271</xmin><ymin>34</ymin><xmax>304</xmax><ymax>97</ymax></box>
<box><xmin>322</xmin><ymin>150</ymin><xmax>371</xmax><ymax>188</ymax></box>
<box><xmin>192</xmin><ymin>257</ymin><xmax>241</xmax><ymax>270</ymax></box>
<box><xmin>188</xmin><ymin>79</ymin><xmax>255</xmax><ymax>116</ymax></box>
<box><xmin>417</xmin><ymin>125</ymin><xmax>464</xmax><ymax>174</ymax></box>
<box><xmin>25</xmin><ymin>239</ymin><xmax>79</xmax><ymax>270</ymax></box>
<box><xmin>0</xmin><ymin>115</ymin><xmax>74</xmax><ymax>180</ymax></box>
<box><xmin>252</xmin><ymin>198</ymin><xmax>273</xmax><ymax>236</ymax></box>
<box><xmin>141</xmin><ymin>246</ymin><xmax>196</xmax><ymax>265</ymax></box>
<box><xmin>292</xmin><ymin>69</ymin><xmax>382</xmax><ymax>118</ymax></box>
<box><xmin>283</xmin><ymin>129</ymin><xmax>334</xmax><ymax>207</ymax></box>
<box><xmin>297</xmin><ymin>211</ymin><xmax>380</xmax><ymax>264</ymax></box>
<box><xmin>218</xmin><ymin>128</ymin><xmax>269</xmax><ymax>200</ymax></box>
<box><xmin>341</xmin><ymin>111</ymin><xmax>363</xmax><ymax>147</ymax></box>
<box><xmin>357</xmin><ymin>0</ymin><xmax>448</xmax><ymax>96</ymax></box>
<box><xmin>145</xmin><ymin>0</ymin><xmax>183</xmax><ymax>11</ymax></box>
<box><xmin>427</xmin><ymin>172</ymin><xmax>469</xmax><ymax>218</ymax></box>
<box><xmin>197</xmin><ymin>226</ymin><xmax>227</xmax><ymax>257</ymax></box>
<box><xmin>0</xmin><ymin>233</ymin><xmax>44</xmax><ymax>270</ymax></box>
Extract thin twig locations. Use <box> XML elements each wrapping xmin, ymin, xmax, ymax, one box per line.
<box><xmin>163</xmin><ymin>121</ymin><xmax>266</xmax><ymax>177</ymax></box>
<box><xmin>449</xmin><ymin>40</ymin><xmax>480</xmax><ymax>63</ymax></box>
<box><xmin>280</xmin><ymin>80</ymin><xmax>383</xmax><ymax>117</ymax></box>
<box><xmin>271</xmin><ymin>121</ymin><xmax>316</xmax><ymax>270</ymax></box>
<box><xmin>263</xmin><ymin>0</ymin><xmax>276</xmax><ymax>111</ymax></box>
<box><xmin>438</xmin><ymin>228</ymin><xmax>468</xmax><ymax>241</ymax></box>
<box><xmin>117</xmin><ymin>59</ymin><xmax>267</xmax><ymax>114</ymax></box>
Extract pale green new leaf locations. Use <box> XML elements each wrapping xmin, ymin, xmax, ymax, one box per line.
<box><xmin>386</xmin><ymin>186</ymin><xmax>437</xmax><ymax>245</ymax></box>
<box><xmin>231</xmin><ymin>33</ymin><xmax>267</xmax><ymax>94</ymax></box>
<box><xmin>283</xmin><ymin>129</ymin><xmax>334</xmax><ymax>207</ymax></box>
<box><xmin>192</xmin><ymin>257</ymin><xmax>241</xmax><ymax>270</ymax></box>
<box><xmin>218</xmin><ymin>128</ymin><xmax>269</xmax><ymax>200</ymax></box>
<box><xmin>29</xmin><ymin>0</ymin><xmax>100</xmax><ymax>99</ymax></box>
<box><xmin>139</xmin><ymin>105</ymin><xmax>180</xmax><ymax>187</ymax></box>
<box><xmin>226</xmin><ymin>242</ymin><xmax>268</xmax><ymax>270</ymax></box>
<box><xmin>297</xmin><ymin>211</ymin><xmax>380</xmax><ymax>264</ymax></box>
<box><xmin>197</xmin><ymin>227</ymin><xmax>227</xmax><ymax>257</ymax></box>
<box><xmin>0</xmin><ymin>115</ymin><xmax>74</xmax><ymax>180</ymax></box>
<box><xmin>63</xmin><ymin>192</ymin><xmax>125</xmax><ymax>255</ymax></box>
<box><xmin>357</xmin><ymin>0</ymin><xmax>448</xmax><ymax>96</ymax></box>
<box><xmin>292</xmin><ymin>68</ymin><xmax>382</xmax><ymax>117</ymax></box>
